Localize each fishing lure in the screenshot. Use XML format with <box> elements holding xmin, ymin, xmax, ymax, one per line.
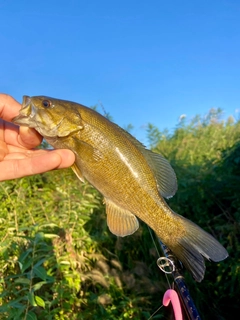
<box><xmin>163</xmin><ymin>289</ymin><xmax>182</xmax><ymax>320</ymax></box>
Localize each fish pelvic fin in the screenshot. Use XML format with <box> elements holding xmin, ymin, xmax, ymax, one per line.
<box><xmin>164</xmin><ymin>215</ymin><xmax>228</xmax><ymax>282</ymax></box>
<box><xmin>104</xmin><ymin>198</ymin><xmax>139</xmax><ymax>237</ymax></box>
<box><xmin>71</xmin><ymin>163</ymin><xmax>85</xmax><ymax>182</ymax></box>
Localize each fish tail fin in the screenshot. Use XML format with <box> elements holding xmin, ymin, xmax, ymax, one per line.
<box><xmin>164</xmin><ymin>215</ymin><xmax>228</xmax><ymax>282</ymax></box>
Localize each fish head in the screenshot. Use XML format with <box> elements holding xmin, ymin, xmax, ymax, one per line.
<box><xmin>13</xmin><ymin>96</ymin><xmax>83</xmax><ymax>138</ymax></box>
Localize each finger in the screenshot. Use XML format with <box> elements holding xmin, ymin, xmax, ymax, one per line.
<box><xmin>51</xmin><ymin>149</ymin><xmax>76</xmax><ymax>168</ymax></box>
<box><xmin>0</xmin><ymin>118</ymin><xmax>42</xmax><ymax>149</ymax></box>
<box><xmin>0</xmin><ymin>118</ymin><xmax>21</xmax><ymax>146</ymax></box>
<box><xmin>0</xmin><ymin>94</ymin><xmax>21</xmax><ymax>121</ymax></box>
<box><xmin>18</xmin><ymin>126</ymin><xmax>43</xmax><ymax>148</ymax></box>
<box><xmin>5</xmin><ymin>146</ymin><xmax>51</xmax><ymax>159</ymax></box>
<box><xmin>0</xmin><ymin>140</ymin><xmax>8</xmax><ymax>161</ymax></box>
<box><xmin>0</xmin><ymin>149</ymin><xmax>75</xmax><ymax>181</ymax></box>
<box><xmin>5</xmin><ymin>146</ymin><xmax>76</xmax><ymax>165</ymax></box>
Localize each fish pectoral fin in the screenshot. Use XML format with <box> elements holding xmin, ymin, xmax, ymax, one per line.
<box><xmin>71</xmin><ymin>163</ymin><xmax>85</xmax><ymax>182</ymax></box>
<box><xmin>105</xmin><ymin>198</ymin><xmax>139</xmax><ymax>237</ymax></box>
<box><xmin>72</xmin><ymin>137</ymin><xmax>103</xmax><ymax>162</ymax></box>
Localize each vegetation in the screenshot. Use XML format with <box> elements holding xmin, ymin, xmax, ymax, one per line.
<box><xmin>0</xmin><ymin>108</ymin><xmax>239</xmax><ymax>319</ymax></box>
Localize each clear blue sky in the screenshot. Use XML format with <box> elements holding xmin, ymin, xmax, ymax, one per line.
<box><xmin>1</xmin><ymin>0</ymin><xmax>240</xmax><ymax>144</ymax></box>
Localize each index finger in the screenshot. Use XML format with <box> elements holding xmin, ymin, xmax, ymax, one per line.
<box><xmin>0</xmin><ymin>94</ymin><xmax>21</xmax><ymax>121</ymax></box>
<box><xmin>0</xmin><ymin>94</ymin><xmax>43</xmax><ymax>149</ymax></box>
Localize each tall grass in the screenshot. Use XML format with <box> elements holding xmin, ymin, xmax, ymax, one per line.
<box><xmin>149</xmin><ymin>109</ymin><xmax>240</xmax><ymax>318</ymax></box>
<box><xmin>0</xmin><ymin>171</ymin><xmax>164</xmax><ymax>319</ymax></box>
<box><xmin>0</xmin><ymin>108</ymin><xmax>239</xmax><ymax>319</ymax></box>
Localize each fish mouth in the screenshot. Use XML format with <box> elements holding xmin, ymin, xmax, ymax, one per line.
<box><xmin>12</xmin><ymin>114</ymin><xmax>30</xmax><ymax>126</ymax></box>
<box><xmin>12</xmin><ymin>96</ymin><xmax>33</xmax><ymax>126</ymax></box>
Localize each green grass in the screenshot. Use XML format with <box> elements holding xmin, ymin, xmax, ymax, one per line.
<box><xmin>0</xmin><ymin>171</ymin><xmax>164</xmax><ymax>319</ymax></box>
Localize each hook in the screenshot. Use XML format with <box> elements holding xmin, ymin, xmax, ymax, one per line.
<box><xmin>163</xmin><ymin>289</ymin><xmax>182</xmax><ymax>320</ymax></box>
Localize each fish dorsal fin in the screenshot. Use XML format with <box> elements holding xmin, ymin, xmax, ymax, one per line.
<box><xmin>71</xmin><ymin>163</ymin><xmax>85</xmax><ymax>183</ymax></box>
<box><xmin>116</xmin><ymin>128</ymin><xmax>177</xmax><ymax>198</ymax></box>
<box><xmin>143</xmin><ymin>150</ymin><xmax>178</xmax><ymax>198</ymax></box>
<box><xmin>105</xmin><ymin>198</ymin><xmax>139</xmax><ymax>237</ymax></box>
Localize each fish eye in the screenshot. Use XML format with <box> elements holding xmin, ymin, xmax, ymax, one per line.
<box><xmin>42</xmin><ymin>100</ymin><xmax>52</xmax><ymax>108</ymax></box>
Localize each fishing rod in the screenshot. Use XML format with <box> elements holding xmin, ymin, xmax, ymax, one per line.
<box><xmin>157</xmin><ymin>239</ymin><xmax>202</xmax><ymax>320</ymax></box>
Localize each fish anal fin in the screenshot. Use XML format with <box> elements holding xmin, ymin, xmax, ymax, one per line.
<box><xmin>105</xmin><ymin>198</ymin><xmax>139</xmax><ymax>237</ymax></box>
<box><xmin>71</xmin><ymin>163</ymin><xmax>85</xmax><ymax>182</ymax></box>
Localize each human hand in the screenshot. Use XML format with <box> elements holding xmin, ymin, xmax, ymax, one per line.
<box><xmin>0</xmin><ymin>94</ymin><xmax>75</xmax><ymax>181</ymax></box>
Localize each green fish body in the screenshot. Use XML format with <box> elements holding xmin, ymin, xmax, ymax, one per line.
<box><xmin>13</xmin><ymin>96</ymin><xmax>228</xmax><ymax>281</ymax></box>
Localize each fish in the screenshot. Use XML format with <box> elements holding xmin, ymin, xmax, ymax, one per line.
<box><xmin>13</xmin><ymin>95</ymin><xmax>228</xmax><ymax>282</ymax></box>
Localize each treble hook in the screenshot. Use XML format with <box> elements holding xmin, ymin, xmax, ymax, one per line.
<box><xmin>163</xmin><ymin>289</ymin><xmax>183</xmax><ymax>320</ymax></box>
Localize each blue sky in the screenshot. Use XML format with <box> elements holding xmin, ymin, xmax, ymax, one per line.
<box><xmin>1</xmin><ymin>0</ymin><xmax>240</xmax><ymax>144</ymax></box>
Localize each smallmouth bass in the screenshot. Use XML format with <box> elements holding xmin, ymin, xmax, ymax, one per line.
<box><xmin>13</xmin><ymin>96</ymin><xmax>228</xmax><ymax>282</ymax></box>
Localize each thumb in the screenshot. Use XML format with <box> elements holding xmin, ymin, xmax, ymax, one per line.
<box><xmin>18</xmin><ymin>126</ymin><xmax>43</xmax><ymax>148</ymax></box>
